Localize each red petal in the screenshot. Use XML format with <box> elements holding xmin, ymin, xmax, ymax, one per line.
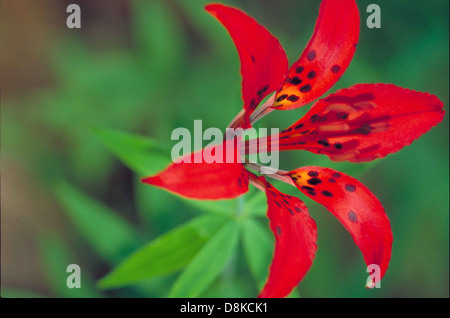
<box><xmin>206</xmin><ymin>4</ymin><xmax>288</xmax><ymax>127</ymax></box>
<box><xmin>287</xmin><ymin>166</ymin><xmax>392</xmax><ymax>286</ymax></box>
<box><xmin>142</xmin><ymin>140</ymin><xmax>248</xmax><ymax>199</ymax></box>
<box><xmin>273</xmin><ymin>84</ymin><xmax>445</xmax><ymax>162</ymax></box>
<box><xmin>273</xmin><ymin>0</ymin><xmax>359</xmax><ymax>110</ymax></box>
<box><xmin>251</xmin><ymin>175</ymin><xmax>317</xmax><ymax>298</ymax></box>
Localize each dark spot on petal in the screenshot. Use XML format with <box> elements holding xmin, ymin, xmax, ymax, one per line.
<box><xmin>308</xmin><ymin>178</ymin><xmax>322</xmax><ymax>185</ymax></box>
<box><xmin>302</xmin><ymin>185</ymin><xmax>315</xmax><ymax>191</ymax></box>
<box><xmin>307</xmin><ymin>50</ymin><xmax>316</xmax><ymax>61</ymax></box>
<box><xmin>276</xmin><ymin>94</ymin><xmax>288</xmax><ymax>102</ymax></box>
<box><xmin>276</xmin><ymin>226</ymin><xmax>282</xmax><ymax>235</ymax></box>
<box><xmin>331</xmin><ymin>65</ymin><xmax>341</xmax><ymax>73</ymax></box>
<box><xmin>300</xmin><ymin>84</ymin><xmax>312</xmax><ymax>92</ymax></box>
<box><xmin>335</xmin><ymin>143</ymin><xmax>343</xmax><ymax>149</ymax></box>
<box><xmin>307</xmin><ymin>190</ymin><xmax>317</xmax><ymax>196</ymax></box>
<box><xmin>345</xmin><ymin>184</ymin><xmax>356</xmax><ymax>192</ymax></box>
<box><xmin>318</xmin><ymin>139</ymin><xmax>330</xmax><ymax>147</ymax></box>
<box><xmin>308</xmin><ymin>171</ymin><xmax>319</xmax><ymax>177</ymax></box>
<box><xmin>296</xmin><ymin>66</ymin><xmax>304</xmax><ymax>74</ymax></box>
<box><xmin>257</xmin><ymin>84</ymin><xmax>269</xmax><ymax>95</ymax></box>
<box><xmin>237</xmin><ymin>178</ymin><xmax>242</xmax><ymax>187</ymax></box>
<box><xmin>307</xmin><ymin>71</ymin><xmax>316</xmax><ymax>79</ymax></box>
<box><xmin>290</xmin><ymin>77</ymin><xmax>302</xmax><ymax>85</ymax></box>
<box><xmin>321</xmin><ymin>190</ymin><xmax>333</xmax><ymax>197</ymax></box>
<box><xmin>287</xmin><ymin>95</ymin><xmax>299</xmax><ymax>102</ymax></box>
<box><xmin>324</xmin><ymin>93</ymin><xmax>375</xmax><ymax>105</ymax></box>
<box><xmin>323</xmin><ymin>95</ymin><xmax>352</xmax><ymax>104</ymax></box>
<box><xmin>300</xmin><ymin>130</ymin><xmax>309</xmax><ymax>135</ymax></box>
<box><xmin>328</xmin><ymin>178</ymin><xmax>336</xmax><ymax>183</ymax></box>
<box><xmin>352</xmin><ymin>93</ymin><xmax>376</xmax><ymax>103</ymax></box>
<box><xmin>336</xmin><ymin>112</ymin><xmax>348</xmax><ymax>120</ymax></box>
<box><xmin>295</xmin><ymin>206</ymin><xmax>303</xmax><ymax>213</ymax></box>
<box><xmin>295</xmin><ymin>123</ymin><xmax>304</xmax><ymax>129</ymax></box>
<box><xmin>275</xmin><ymin>200</ymin><xmax>282</xmax><ymax>207</ymax></box>
<box><xmin>311</xmin><ymin>115</ymin><xmax>323</xmax><ymax>123</ymax></box>
<box><xmin>332</xmin><ymin>172</ymin><xmax>341</xmax><ymax>178</ymax></box>
<box><xmin>348</xmin><ymin>210</ymin><xmax>358</xmax><ymax>223</ymax></box>
<box><xmin>287</xmin><ymin>207</ymin><xmax>294</xmax><ymax>215</ymax></box>
<box><xmin>356</xmin><ymin>123</ymin><xmax>372</xmax><ymax>135</ymax></box>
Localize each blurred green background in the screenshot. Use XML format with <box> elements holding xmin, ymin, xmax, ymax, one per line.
<box><xmin>1</xmin><ymin>0</ymin><xmax>448</xmax><ymax>298</ymax></box>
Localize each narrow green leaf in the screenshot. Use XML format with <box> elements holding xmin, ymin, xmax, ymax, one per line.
<box><xmin>54</xmin><ymin>181</ymin><xmax>142</xmax><ymax>264</ymax></box>
<box><xmin>242</xmin><ymin>219</ymin><xmax>273</xmax><ymax>289</ymax></box>
<box><xmin>94</xmin><ymin>128</ymin><xmax>171</xmax><ymax>176</ymax></box>
<box><xmin>38</xmin><ymin>234</ymin><xmax>102</xmax><ymax>298</ymax></box>
<box><xmin>182</xmin><ymin>197</ymin><xmax>237</xmax><ymax>217</ymax></box>
<box><xmin>169</xmin><ymin>221</ymin><xmax>240</xmax><ymax>298</ymax></box>
<box><xmin>243</xmin><ymin>189</ymin><xmax>268</xmax><ymax>218</ymax></box>
<box><xmin>98</xmin><ymin>215</ymin><xmax>226</xmax><ymax>289</ymax></box>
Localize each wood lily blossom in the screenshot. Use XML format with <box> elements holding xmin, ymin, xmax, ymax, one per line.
<box><xmin>142</xmin><ymin>1</ymin><xmax>444</xmax><ymax>298</ymax></box>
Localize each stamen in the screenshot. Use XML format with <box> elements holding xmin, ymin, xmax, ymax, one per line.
<box><xmin>227</xmin><ymin>109</ymin><xmax>247</xmax><ymax>129</ymax></box>
<box><xmin>244</xmin><ymin>161</ymin><xmax>295</xmax><ymax>186</ymax></box>
<box><xmin>265</xmin><ymin>171</ymin><xmax>295</xmax><ymax>186</ymax></box>
<box><xmin>249</xmin><ymin>92</ymin><xmax>276</xmax><ymax>124</ymax></box>
<box><xmin>250</xmin><ymin>107</ymin><xmax>275</xmax><ymax>124</ymax></box>
<box><xmin>249</xmin><ymin>178</ymin><xmax>265</xmax><ymax>192</ymax></box>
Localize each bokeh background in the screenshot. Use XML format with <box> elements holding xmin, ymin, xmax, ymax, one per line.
<box><xmin>1</xmin><ymin>0</ymin><xmax>448</xmax><ymax>298</ymax></box>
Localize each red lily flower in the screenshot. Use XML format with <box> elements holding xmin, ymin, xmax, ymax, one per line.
<box><xmin>142</xmin><ymin>0</ymin><xmax>444</xmax><ymax>298</ymax></box>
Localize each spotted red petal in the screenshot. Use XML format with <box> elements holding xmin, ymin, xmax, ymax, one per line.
<box><xmin>287</xmin><ymin>166</ymin><xmax>392</xmax><ymax>286</ymax></box>
<box><xmin>142</xmin><ymin>140</ymin><xmax>248</xmax><ymax>199</ymax></box>
<box><xmin>206</xmin><ymin>4</ymin><xmax>288</xmax><ymax>127</ymax></box>
<box><xmin>271</xmin><ymin>83</ymin><xmax>445</xmax><ymax>162</ymax></box>
<box><xmin>273</xmin><ymin>0</ymin><xmax>359</xmax><ymax>110</ymax></box>
<box><xmin>250</xmin><ymin>174</ymin><xmax>317</xmax><ymax>298</ymax></box>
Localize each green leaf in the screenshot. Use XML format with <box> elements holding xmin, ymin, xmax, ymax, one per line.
<box><xmin>97</xmin><ymin>215</ymin><xmax>226</xmax><ymax>289</ymax></box>
<box><xmin>94</xmin><ymin>128</ymin><xmax>171</xmax><ymax>176</ymax></box>
<box><xmin>168</xmin><ymin>221</ymin><xmax>240</xmax><ymax>297</ymax></box>
<box><xmin>243</xmin><ymin>189</ymin><xmax>268</xmax><ymax>218</ymax></box>
<box><xmin>38</xmin><ymin>234</ymin><xmax>102</xmax><ymax>298</ymax></box>
<box><xmin>181</xmin><ymin>197</ymin><xmax>238</xmax><ymax>217</ymax></box>
<box><xmin>242</xmin><ymin>219</ymin><xmax>273</xmax><ymax>289</ymax></box>
<box><xmin>54</xmin><ymin>181</ymin><xmax>142</xmax><ymax>264</ymax></box>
